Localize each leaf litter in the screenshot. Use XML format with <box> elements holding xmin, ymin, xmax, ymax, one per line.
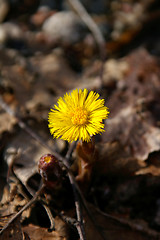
<box><xmin>1</xmin><ymin>0</ymin><xmax>160</xmax><ymax>240</ymax></box>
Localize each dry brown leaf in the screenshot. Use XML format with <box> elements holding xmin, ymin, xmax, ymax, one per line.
<box><xmin>0</xmin><ymin>184</ymin><xmax>30</xmax><ymax>221</ymax></box>
<box><xmin>84</xmin><ymin>203</ymin><xmax>160</xmax><ymax>240</ymax></box>
<box><xmin>136</xmin><ymin>151</ymin><xmax>160</xmax><ymax>176</ymax></box>
<box><xmin>0</xmin><ymin>112</ymin><xmax>16</xmax><ymax>134</ymax></box>
<box><xmin>101</xmin><ymin>48</ymin><xmax>160</xmax><ymax>176</ymax></box>
<box><xmin>136</xmin><ymin>165</ymin><xmax>160</xmax><ymax>176</ymax></box>
<box><xmin>23</xmin><ymin>217</ymin><xmax>69</xmax><ymax>240</ymax></box>
<box><xmin>104</xmin><ymin>107</ymin><xmax>160</xmax><ymax>162</ymax></box>
<box><xmin>96</xmin><ymin>141</ymin><xmax>145</xmax><ymax>177</ymax></box>
<box><xmin>0</xmin><ymin>48</ymin><xmax>77</xmax><ymax>120</ymax></box>
<box><xmin>3</xmin><ymin>120</ymin><xmax>54</xmax><ymax>187</ymax></box>
<box><xmin>0</xmin><ymin>215</ymin><xmax>23</xmax><ymax>240</ymax></box>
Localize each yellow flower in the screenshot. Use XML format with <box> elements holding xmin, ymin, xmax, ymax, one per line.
<box><xmin>48</xmin><ymin>89</ymin><xmax>109</xmax><ymax>142</ymax></box>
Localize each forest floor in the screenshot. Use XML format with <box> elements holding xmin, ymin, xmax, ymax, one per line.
<box><xmin>1</xmin><ymin>0</ymin><xmax>160</xmax><ymax>239</ymax></box>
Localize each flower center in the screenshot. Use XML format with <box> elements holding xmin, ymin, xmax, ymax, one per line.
<box><xmin>71</xmin><ymin>108</ymin><xmax>88</xmax><ymax>125</ymax></box>
<box><xmin>44</xmin><ymin>156</ymin><xmax>52</xmax><ymax>163</ymax></box>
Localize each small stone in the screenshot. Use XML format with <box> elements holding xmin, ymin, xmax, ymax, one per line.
<box><xmin>42</xmin><ymin>11</ymin><xmax>88</xmax><ymax>45</ymax></box>
<box><xmin>0</xmin><ymin>22</ymin><xmax>23</xmax><ymax>45</ymax></box>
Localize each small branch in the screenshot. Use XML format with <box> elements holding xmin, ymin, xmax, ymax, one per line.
<box><xmin>0</xmin><ymin>185</ymin><xmax>45</xmax><ymax>235</ymax></box>
<box><xmin>68</xmin><ymin>174</ymin><xmax>86</xmax><ymax>240</ymax></box>
<box><xmin>65</xmin><ymin>141</ymin><xmax>77</xmax><ymax>165</ymax></box>
<box><xmin>41</xmin><ymin>200</ymin><xmax>80</xmax><ymax>231</ymax></box>
<box><xmin>67</xmin><ymin>0</ymin><xmax>106</xmax><ymax>90</ymax></box>
<box><xmin>65</xmin><ymin>143</ymin><xmax>86</xmax><ymax>240</ymax></box>
<box><xmin>68</xmin><ymin>172</ymin><xmax>107</xmax><ymax>240</ymax></box>
<box><xmin>67</xmin><ymin>0</ymin><xmax>106</xmax><ymax>61</ymax></box>
<box><xmin>59</xmin><ymin>212</ymin><xmax>79</xmax><ymax>228</ymax></box>
<box><xmin>43</xmin><ymin>204</ymin><xmax>55</xmax><ymax>231</ymax></box>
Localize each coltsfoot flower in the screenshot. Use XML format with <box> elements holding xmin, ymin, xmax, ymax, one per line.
<box><xmin>48</xmin><ymin>88</ymin><xmax>109</xmax><ymax>142</ymax></box>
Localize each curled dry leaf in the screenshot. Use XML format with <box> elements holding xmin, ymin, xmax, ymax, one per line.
<box><xmin>3</xmin><ymin>120</ymin><xmax>54</xmax><ymax>188</ymax></box>
<box><xmin>101</xmin><ymin>48</ymin><xmax>160</xmax><ymax>176</ymax></box>
<box><xmin>136</xmin><ymin>151</ymin><xmax>160</xmax><ymax>176</ymax></box>
<box><xmin>23</xmin><ymin>217</ymin><xmax>69</xmax><ymax>240</ymax></box>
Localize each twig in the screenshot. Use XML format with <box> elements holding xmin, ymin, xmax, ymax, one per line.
<box><xmin>68</xmin><ymin>174</ymin><xmax>86</xmax><ymax>240</ymax></box>
<box><xmin>0</xmin><ymin>185</ymin><xmax>45</xmax><ymax>235</ymax></box>
<box><xmin>42</xmin><ymin>204</ymin><xmax>55</xmax><ymax>231</ymax></box>
<box><xmin>65</xmin><ymin>141</ymin><xmax>77</xmax><ymax>164</ymax></box>
<box><xmin>67</xmin><ymin>0</ymin><xmax>106</xmax><ymax>61</ymax></box>
<box><xmin>70</xmin><ymin>176</ymin><xmax>107</xmax><ymax>240</ymax></box>
<box><xmin>67</xmin><ymin>0</ymin><xmax>106</xmax><ymax>92</ymax></box>
<box><xmin>65</xmin><ymin>142</ymin><xmax>86</xmax><ymax>240</ymax></box>
<box><xmin>41</xmin><ymin>200</ymin><xmax>80</xmax><ymax>231</ymax></box>
<box><xmin>59</xmin><ymin>212</ymin><xmax>79</xmax><ymax>228</ymax></box>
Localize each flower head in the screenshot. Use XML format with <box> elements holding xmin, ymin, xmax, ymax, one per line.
<box><xmin>48</xmin><ymin>89</ymin><xmax>109</xmax><ymax>142</ymax></box>
<box><xmin>38</xmin><ymin>154</ymin><xmax>63</xmax><ymax>189</ymax></box>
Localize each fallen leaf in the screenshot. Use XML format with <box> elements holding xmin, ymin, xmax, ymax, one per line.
<box><xmin>23</xmin><ymin>218</ymin><xmax>68</xmax><ymax>240</ymax></box>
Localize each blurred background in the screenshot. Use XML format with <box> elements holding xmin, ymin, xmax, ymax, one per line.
<box><xmin>1</xmin><ymin>1</ymin><xmax>160</xmax><ymax>239</ymax></box>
